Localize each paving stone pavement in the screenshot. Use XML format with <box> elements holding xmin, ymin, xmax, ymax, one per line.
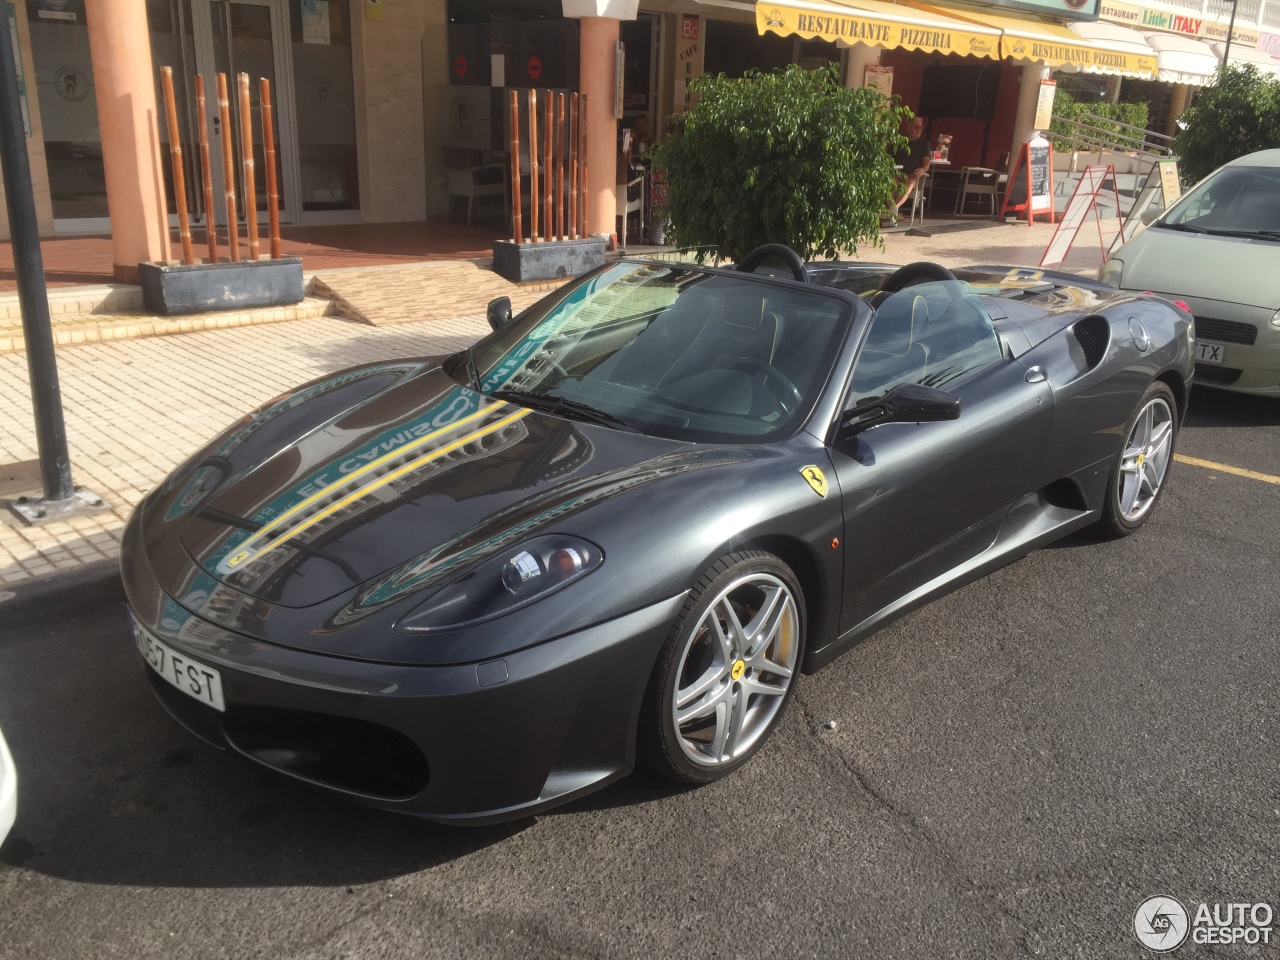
<box><xmin>0</xmin><ymin>220</ymin><xmax>1116</xmax><ymax>587</ymax></box>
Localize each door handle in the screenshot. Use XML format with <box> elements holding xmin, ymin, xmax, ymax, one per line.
<box><xmin>1024</xmin><ymin>365</ymin><xmax>1046</xmax><ymax>383</ymax></box>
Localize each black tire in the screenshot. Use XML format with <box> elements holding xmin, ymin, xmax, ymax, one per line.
<box><xmin>639</xmin><ymin>550</ymin><xmax>806</xmax><ymax>784</ymax></box>
<box><xmin>1099</xmin><ymin>380</ymin><xmax>1179</xmax><ymax>538</ymax></box>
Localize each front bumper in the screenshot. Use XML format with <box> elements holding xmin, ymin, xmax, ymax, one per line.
<box><xmin>121</xmin><ymin>514</ymin><xmax>683</xmax><ymax>824</ymax></box>
<box><xmin>1160</xmin><ymin>293</ymin><xmax>1280</xmax><ymax>397</ymax></box>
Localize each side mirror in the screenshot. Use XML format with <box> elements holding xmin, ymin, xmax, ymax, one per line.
<box><xmin>839</xmin><ymin>383</ymin><xmax>961</xmax><ymax>438</ymax></box>
<box><xmin>1139</xmin><ymin>206</ymin><xmax>1161</xmax><ymax>225</ymax></box>
<box><xmin>487</xmin><ymin>296</ymin><xmax>513</xmax><ymax>332</ymax></box>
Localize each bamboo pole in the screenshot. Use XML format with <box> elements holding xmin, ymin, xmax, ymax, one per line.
<box><xmin>568</xmin><ymin>93</ymin><xmax>578</xmax><ymax>240</ymax></box>
<box><xmin>578</xmin><ymin>93</ymin><xmax>588</xmax><ymax>238</ymax></box>
<box><xmin>159</xmin><ymin>67</ymin><xmax>194</xmax><ymax>265</ymax></box>
<box><xmin>543</xmin><ymin>91</ymin><xmax>553</xmax><ymax>243</ymax></box>
<box><xmin>237</xmin><ymin>73</ymin><xmax>259</xmax><ymax>259</ymax></box>
<box><xmin>555</xmin><ymin>93</ymin><xmax>565</xmax><ymax>241</ymax></box>
<box><xmin>216</xmin><ymin>72</ymin><xmax>239</xmax><ymax>261</ymax></box>
<box><xmin>259</xmin><ymin>77</ymin><xmax>281</xmax><ymax>259</ymax></box>
<box><xmin>195</xmin><ymin>74</ymin><xmax>217</xmax><ymax>263</ymax></box>
<box><xmin>509</xmin><ymin>89</ymin><xmax>522</xmax><ymax>243</ymax></box>
<box><xmin>528</xmin><ymin>90</ymin><xmax>539</xmax><ymax>242</ymax></box>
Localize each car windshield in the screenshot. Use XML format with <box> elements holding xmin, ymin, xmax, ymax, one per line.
<box><xmin>1158</xmin><ymin>165</ymin><xmax>1280</xmax><ymax>237</ymax></box>
<box><xmin>462</xmin><ymin>262</ymin><xmax>852</xmax><ymax>443</ymax></box>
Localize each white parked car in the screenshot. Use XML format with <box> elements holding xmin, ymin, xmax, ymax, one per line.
<box><xmin>1100</xmin><ymin>149</ymin><xmax>1280</xmax><ymax>396</ymax></box>
<box><xmin>0</xmin><ymin>725</ymin><xmax>15</xmax><ymax>846</ymax></box>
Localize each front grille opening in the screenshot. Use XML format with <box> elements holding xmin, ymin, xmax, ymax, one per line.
<box><xmin>224</xmin><ymin>704</ymin><xmax>429</xmax><ymax>799</ymax></box>
<box><xmin>1195</xmin><ymin>364</ymin><xmax>1242</xmax><ymax>385</ymax></box>
<box><xmin>1072</xmin><ymin>315</ymin><xmax>1110</xmax><ymax>369</ymax></box>
<box><xmin>1194</xmin><ymin>316</ymin><xmax>1257</xmax><ymax>346</ymax></box>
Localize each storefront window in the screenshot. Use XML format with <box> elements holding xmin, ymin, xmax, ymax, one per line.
<box><xmin>26</xmin><ymin>0</ymin><xmax>105</xmax><ymax>220</ymax></box>
<box><xmin>289</xmin><ymin>0</ymin><xmax>358</xmax><ymax>211</ymax></box>
<box><xmin>148</xmin><ymin>0</ymin><xmax>200</xmax><ymax>220</ymax></box>
<box><xmin>703</xmin><ymin>21</ymin><xmax>835</xmax><ymax>79</ymax></box>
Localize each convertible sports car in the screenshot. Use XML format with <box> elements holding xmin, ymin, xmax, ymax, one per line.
<box><xmin>121</xmin><ymin>245</ymin><xmax>1194</xmax><ymax>823</ymax></box>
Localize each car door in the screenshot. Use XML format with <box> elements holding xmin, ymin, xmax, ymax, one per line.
<box><xmin>827</xmin><ymin>284</ymin><xmax>1053</xmax><ymax>634</ymax></box>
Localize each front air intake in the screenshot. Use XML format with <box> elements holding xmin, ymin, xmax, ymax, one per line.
<box><xmin>1072</xmin><ymin>315</ymin><xmax>1110</xmax><ymax>369</ymax></box>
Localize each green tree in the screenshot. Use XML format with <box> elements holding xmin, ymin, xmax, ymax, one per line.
<box><xmin>653</xmin><ymin>64</ymin><xmax>909</xmax><ymax>262</ymax></box>
<box><xmin>1174</xmin><ymin>64</ymin><xmax>1280</xmax><ymax>184</ymax></box>
<box><xmin>1048</xmin><ymin>91</ymin><xmax>1149</xmax><ymax>153</ymax></box>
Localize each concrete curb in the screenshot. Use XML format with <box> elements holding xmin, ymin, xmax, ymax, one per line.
<box><xmin>0</xmin><ymin>559</ymin><xmax>124</xmax><ymax>629</ymax></box>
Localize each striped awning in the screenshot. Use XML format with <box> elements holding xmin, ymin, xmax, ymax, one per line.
<box><xmin>914</xmin><ymin>4</ymin><xmax>1157</xmax><ymax>77</ymax></box>
<box><xmin>756</xmin><ymin>0</ymin><xmax>1001</xmax><ymax>59</ymax></box>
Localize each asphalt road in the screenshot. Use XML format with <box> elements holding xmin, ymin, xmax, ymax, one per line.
<box><xmin>0</xmin><ymin>386</ymin><xmax>1277</xmax><ymax>960</ymax></box>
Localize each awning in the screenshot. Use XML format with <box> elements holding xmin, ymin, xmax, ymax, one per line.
<box><xmin>1208</xmin><ymin>41</ymin><xmax>1280</xmax><ymax>79</ymax></box>
<box><xmin>1065</xmin><ymin>20</ymin><xmax>1160</xmax><ymax>76</ymax></box>
<box><xmin>1143</xmin><ymin>32</ymin><xmax>1221</xmax><ymax>85</ymax></box>
<box><xmin>915</xmin><ymin>5</ymin><xmax>1156</xmax><ymax>77</ymax></box>
<box><xmin>756</xmin><ymin>0</ymin><xmax>1001</xmax><ymax>60</ymax></box>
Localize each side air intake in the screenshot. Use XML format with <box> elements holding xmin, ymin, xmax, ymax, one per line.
<box><xmin>1072</xmin><ymin>315</ymin><xmax>1110</xmax><ymax>369</ymax></box>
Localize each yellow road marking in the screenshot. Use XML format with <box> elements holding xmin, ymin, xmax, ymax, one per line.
<box><xmin>226</xmin><ymin>401</ymin><xmax>500</xmax><ymax>563</ymax></box>
<box><xmin>1175</xmin><ymin>454</ymin><xmax>1280</xmax><ymax>486</ymax></box>
<box><xmin>232</xmin><ymin>407</ymin><xmax>532</xmax><ymax>569</ymax></box>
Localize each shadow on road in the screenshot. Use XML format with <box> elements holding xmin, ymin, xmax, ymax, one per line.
<box><xmin>1184</xmin><ymin>385</ymin><xmax>1280</xmax><ymax>428</ymax></box>
<box><xmin>0</xmin><ymin>588</ymin><xmax>523</xmax><ymax>889</ymax></box>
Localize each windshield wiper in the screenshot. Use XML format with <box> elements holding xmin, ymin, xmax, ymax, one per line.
<box><xmin>1153</xmin><ymin>222</ymin><xmax>1207</xmax><ymax>233</ymax></box>
<box><xmin>490</xmin><ymin>389</ymin><xmax>640</xmax><ymax>432</ymax></box>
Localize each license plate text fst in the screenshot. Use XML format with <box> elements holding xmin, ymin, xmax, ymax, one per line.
<box><xmin>132</xmin><ymin>618</ymin><xmax>226</xmax><ymax>712</ymax></box>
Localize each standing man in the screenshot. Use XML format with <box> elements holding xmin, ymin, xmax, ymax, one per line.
<box><xmin>894</xmin><ymin>116</ymin><xmax>932</xmax><ymax>214</ymax></box>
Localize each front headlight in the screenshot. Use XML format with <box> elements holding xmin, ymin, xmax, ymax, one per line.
<box><xmin>395</xmin><ymin>534</ymin><xmax>603</xmax><ymax>633</ymax></box>
<box><xmin>1272</xmin><ymin>307</ymin><xmax>1280</xmax><ymax>328</ymax></box>
<box><xmin>1098</xmin><ymin>259</ymin><xmax>1124</xmax><ymax>288</ymax></box>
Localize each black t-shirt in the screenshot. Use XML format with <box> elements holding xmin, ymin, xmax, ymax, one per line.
<box><xmin>896</xmin><ymin>137</ymin><xmax>931</xmax><ymax>175</ymax></box>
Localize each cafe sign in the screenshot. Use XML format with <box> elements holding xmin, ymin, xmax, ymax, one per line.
<box><xmin>757</xmin><ymin>2</ymin><xmax>1000</xmax><ymax>58</ymax></box>
<box><xmin>1103</xmin><ymin>0</ymin><xmax>1258</xmax><ymax>46</ymax></box>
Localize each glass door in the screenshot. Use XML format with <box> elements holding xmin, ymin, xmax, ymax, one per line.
<box><xmin>189</xmin><ymin>0</ymin><xmax>300</xmax><ymax>226</ymax></box>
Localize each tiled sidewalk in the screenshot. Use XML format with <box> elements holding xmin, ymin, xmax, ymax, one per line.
<box><xmin>0</xmin><ymin>220</ymin><xmax>1109</xmax><ymax>587</ymax></box>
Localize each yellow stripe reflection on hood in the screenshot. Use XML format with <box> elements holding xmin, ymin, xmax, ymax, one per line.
<box><xmin>223</xmin><ymin>405</ymin><xmax>531</xmax><ymax>572</ymax></box>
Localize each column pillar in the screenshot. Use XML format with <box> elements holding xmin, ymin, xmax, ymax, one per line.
<box><xmin>564</xmin><ymin>1</ymin><xmax>638</xmax><ymax>238</ymax></box>
<box><xmin>579</xmin><ymin>16</ymin><xmax>621</xmax><ymax>238</ymax></box>
<box><xmin>842</xmin><ymin>43</ymin><xmax>881</xmax><ymax>88</ymax></box>
<box><xmin>1166</xmin><ymin>82</ymin><xmax>1190</xmax><ymax>137</ymax></box>
<box><xmin>85</xmin><ymin>0</ymin><xmax>170</xmax><ymax>282</ymax></box>
<box><xmin>1009</xmin><ymin>63</ymin><xmax>1050</xmax><ymax>172</ymax></box>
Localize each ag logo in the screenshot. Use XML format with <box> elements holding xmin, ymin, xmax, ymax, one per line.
<box><xmin>799</xmin><ymin>465</ymin><xmax>828</xmax><ymax>498</ymax></box>
<box><xmin>54</xmin><ymin>65</ymin><xmax>90</xmax><ymax>102</ymax></box>
<box><xmin>765</xmin><ymin>9</ymin><xmax>785</xmax><ymax>27</ymax></box>
<box><xmin>1134</xmin><ymin>896</ymin><xmax>1190</xmax><ymax>952</ymax></box>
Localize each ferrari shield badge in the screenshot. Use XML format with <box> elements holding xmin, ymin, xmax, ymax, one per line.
<box><xmin>799</xmin><ymin>465</ymin><xmax>828</xmax><ymax>498</ymax></box>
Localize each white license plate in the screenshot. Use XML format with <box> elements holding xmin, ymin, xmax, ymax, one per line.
<box><xmin>131</xmin><ymin>616</ymin><xmax>225</xmax><ymax>712</ymax></box>
<box><xmin>1195</xmin><ymin>341</ymin><xmax>1226</xmax><ymax>364</ymax></box>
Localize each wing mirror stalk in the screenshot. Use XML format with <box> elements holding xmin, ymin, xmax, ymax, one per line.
<box><xmin>487</xmin><ymin>296</ymin><xmax>513</xmax><ymax>332</ymax></box>
<box><xmin>839</xmin><ymin>383</ymin><xmax>962</xmax><ymax>439</ymax></box>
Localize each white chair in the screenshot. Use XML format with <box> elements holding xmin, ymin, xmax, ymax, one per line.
<box><xmin>954</xmin><ymin>166</ymin><xmax>1001</xmax><ymax>215</ymax></box>
<box><xmin>908</xmin><ymin>168</ymin><xmax>931</xmax><ymax>225</ymax></box>
<box><xmin>442</xmin><ymin>146</ymin><xmax>507</xmax><ymax>226</ymax></box>
<box><xmin>617</xmin><ymin>173</ymin><xmax>644</xmax><ymax>247</ymax></box>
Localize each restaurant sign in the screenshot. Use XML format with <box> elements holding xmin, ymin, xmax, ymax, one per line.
<box><xmin>757</xmin><ymin>3</ymin><xmax>999</xmax><ymax>58</ymax></box>
<box><xmin>1103</xmin><ymin>0</ymin><xmax>1258</xmax><ymax>46</ymax></box>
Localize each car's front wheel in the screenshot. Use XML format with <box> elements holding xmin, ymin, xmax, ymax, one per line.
<box><xmin>1099</xmin><ymin>381</ymin><xmax>1178</xmax><ymax>537</ymax></box>
<box><xmin>639</xmin><ymin>551</ymin><xmax>805</xmax><ymax>784</ymax></box>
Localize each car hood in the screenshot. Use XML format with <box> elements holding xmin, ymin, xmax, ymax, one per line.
<box><xmin>172</xmin><ymin>368</ymin><xmax>685</xmax><ymax>607</ymax></box>
<box><xmin>1119</xmin><ymin>227</ymin><xmax>1280</xmax><ymax>308</ymax></box>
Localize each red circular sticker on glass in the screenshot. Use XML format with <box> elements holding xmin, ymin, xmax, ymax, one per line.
<box><xmin>454</xmin><ymin>55</ymin><xmax>467</xmax><ymax>78</ymax></box>
<box><xmin>528</xmin><ymin>56</ymin><xmax>542</xmax><ymax>81</ymax></box>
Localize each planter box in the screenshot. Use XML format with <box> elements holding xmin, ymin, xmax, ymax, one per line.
<box><xmin>492</xmin><ymin>237</ymin><xmax>606</xmax><ymax>283</ymax></box>
<box><xmin>139</xmin><ymin>258</ymin><xmax>305</xmax><ymax>316</ymax></box>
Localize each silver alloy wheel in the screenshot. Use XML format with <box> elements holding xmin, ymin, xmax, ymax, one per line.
<box><xmin>670</xmin><ymin>572</ymin><xmax>800</xmax><ymax>768</ymax></box>
<box><xmin>1118</xmin><ymin>396</ymin><xmax>1174</xmax><ymax>522</ymax></box>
